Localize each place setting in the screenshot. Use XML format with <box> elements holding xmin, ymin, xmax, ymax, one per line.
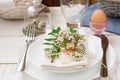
<box><xmin>14</xmin><ymin>0</ymin><xmax>117</xmax><ymax>80</ymax></box>
<box><xmin>1</xmin><ymin>1</ymin><xmax>120</xmax><ymax>80</ymax></box>
<box><xmin>23</xmin><ymin>27</ymin><xmax>115</xmax><ymax>80</ymax></box>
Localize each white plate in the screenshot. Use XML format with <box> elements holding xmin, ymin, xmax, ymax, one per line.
<box><xmin>26</xmin><ymin>34</ymin><xmax>116</xmax><ymax>80</ymax></box>
<box><xmin>27</xmin><ymin>34</ymin><xmax>103</xmax><ymax>72</ymax></box>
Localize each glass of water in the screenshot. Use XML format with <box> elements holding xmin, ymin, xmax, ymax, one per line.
<box><xmin>60</xmin><ymin>0</ymin><xmax>88</xmax><ymax>29</ymax></box>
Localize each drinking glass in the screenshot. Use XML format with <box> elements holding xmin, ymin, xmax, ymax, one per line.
<box><xmin>89</xmin><ymin>20</ymin><xmax>108</xmax><ymax>37</ymax></box>
<box><xmin>60</xmin><ymin>0</ymin><xmax>88</xmax><ymax>29</ymax></box>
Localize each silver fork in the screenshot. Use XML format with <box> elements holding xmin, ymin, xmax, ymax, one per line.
<box><xmin>16</xmin><ymin>25</ymin><xmax>35</xmax><ymax>72</ymax></box>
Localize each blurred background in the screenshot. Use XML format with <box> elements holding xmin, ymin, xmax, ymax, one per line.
<box><xmin>42</xmin><ymin>0</ymin><xmax>97</xmax><ymax>6</ymax></box>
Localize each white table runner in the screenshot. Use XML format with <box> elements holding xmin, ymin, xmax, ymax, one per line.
<box><xmin>0</xmin><ymin>17</ymin><xmax>26</xmax><ymax>63</ymax></box>
<box><xmin>0</xmin><ymin>0</ymin><xmax>26</xmax><ymax>63</ymax></box>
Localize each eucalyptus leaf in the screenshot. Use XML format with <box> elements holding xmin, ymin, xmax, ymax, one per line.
<box><xmin>52</xmin><ymin>27</ymin><xmax>61</xmax><ymax>33</ymax></box>
<box><xmin>53</xmin><ymin>44</ymin><xmax>61</xmax><ymax>52</ymax></box>
<box><xmin>70</xmin><ymin>27</ymin><xmax>77</xmax><ymax>34</ymax></box>
<box><xmin>45</xmin><ymin>38</ymin><xmax>56</xmax><ymax>41</ymax></box>
<box><xmin>43</xmin><ymin>43</ymin><xmax>54</xmax><ymax>45</ymax></box>
<box><xmin>43</xmin><ymin>27</ymin><xmax>62</xmax><ymax>63</ymax></box>
<box><xmin>62</xmin><ymin>39</ymin><xmax>69</xmax><ymax>47</ymax></box>
<box><xmin>45</xmin><ymin>48</ymin><xmax>53</xmax><ymax>51</ymax></box>
<box><xmin>48</xmin><ymin>33</ymin><xmax>57</xmax><ymax>36</ymax></box>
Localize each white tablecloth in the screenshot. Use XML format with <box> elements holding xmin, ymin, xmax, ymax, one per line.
<box><xmin>0</xmin><ymin>0</ymin><xmax>51</xmax><ymax>63</ymax></box>
<box><xmin>0</xmin><ymin>0</ymin><xmax>120</xmax><ymax>80</ymax></box>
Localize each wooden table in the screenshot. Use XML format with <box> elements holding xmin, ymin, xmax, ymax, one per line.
<box><xmin>0</xmin><ymin>6</ymin><xmax>120</xmax><ymax>80</ymax></box>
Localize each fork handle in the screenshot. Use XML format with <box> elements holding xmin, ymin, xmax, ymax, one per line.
<box><xmin>16</xmin><ymin>43</ymin><xmax>29</xmax><ymax>72</ymax></box>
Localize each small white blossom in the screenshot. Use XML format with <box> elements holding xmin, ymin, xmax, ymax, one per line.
<box><xmin>71</xmin><ymin>39</ymin><xmax>75</xmax><ymax>43</ymax></box>
<box><xmin>68</xmin><ymin>36</ymin><xmax>73</xmax><ymax>40</ymax></box>
<box><xmin>65</xmin><ymin>33</ymin><xmax>69</xmax><ymax>39</ymax></box>
<box><xmin>66</xmin><ymin>43</ymin><xmax>75</xmax><ymax>49</ymax></box>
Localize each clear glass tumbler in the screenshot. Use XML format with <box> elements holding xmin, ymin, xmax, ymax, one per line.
<box><xmin>60</xmin><ymin>0</ymin><xmax>88</xmax><ymax>29</ymax></box>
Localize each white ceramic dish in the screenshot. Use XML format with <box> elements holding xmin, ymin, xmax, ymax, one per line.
<box><xmin>26</xmin><ymin>34</ymin><xmax>116</xmax><ymax>80</ymax></box>
<box><xmin>27</xmin><ymin>34</ymin><xmax>103</xmax><ymax>72</ymax></box>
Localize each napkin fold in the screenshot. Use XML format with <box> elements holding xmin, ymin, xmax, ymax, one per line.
<box><xmin>82</xmin><ymin>3</ymin><xmax>120</xmax><ymax>35</ymax></box>
<box><xmin>40</xmin><ymin>53</ymin><xmax>88</xmax><ymax>72</ymax></box>
<box><xmin>40</xmin><ymin>35</ymin><xmax>102</xmax><ymax>72</ymax></box>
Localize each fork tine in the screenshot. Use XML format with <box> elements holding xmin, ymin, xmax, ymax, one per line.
<box><xmin>28</xmin><ymin>25</ymin><xmax>31</xmax><ymax>42</ymax></box>
<box><xmin>27</xmin><ymin>25</ymin><xmax>32</xmax><ymax>42</ymax></box>
<box><xmin>26</xmin><ymin>24</ymin><xmax>35</xmax><ymax>43</ymax></box>
<box><xmin>30</xmin><ymin>25</ymin><xmax>33</xmax><ymax>41</ymax></box>
<box><xmin>29</xmin><ymin>25</ymin><xmax>33</xmax><ymax>42</ymax></box>
<box><xmin>32</xmin><ymin>25</ymin><xmax>35</xmax><ymax>41</ymax></box>
<box><xmin>26</xmin><ymin>24</ymin><xmax>30</xmax><ymax>41</ymax></box>
<box><xmin>30</xmin><ymin>25</ymin><xmax>35</xmax><ymax>42</ymax></box>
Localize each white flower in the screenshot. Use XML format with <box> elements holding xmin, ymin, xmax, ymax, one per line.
<box><xmin>73</xmin><ymin>52</ymin><xmax>83</xmax><ymax>61</ymax></box>
<box><xmin>65</xmin><ymin>33</ymin><xmax>69</xmax><ymax>39</ymax></box>
<box><xmin>68</xmin><ymin>36</ymin><xmax>73</xmax><ymax>40</ymax></box>
<box><xmin>57</xmin><ymin>36</ymin><xmax>64</xmax><ymax>42</ymax></box>
<box><xmin>71</xmin><ymin>38</ymin><xmax>76</xmax><ymax>43</ymax></box>
<box><xmin>66</xmin><ymin>43</ymin><xmax>75</xmax><ymax>49</ymax></box>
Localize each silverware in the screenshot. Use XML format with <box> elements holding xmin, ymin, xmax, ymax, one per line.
<box><xmin>100</xmin><ymin>34</ymin><xmax>109</xmax><ymax>77</ymax></box>
<box><xmin>16</xmin><ymin>25</ymin><xmax>35</xmax><ymax>72</ymax></box>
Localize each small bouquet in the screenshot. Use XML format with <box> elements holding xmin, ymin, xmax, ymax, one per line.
<box><xmin>44</xmin><ymin>27</ymin><xmax>87</xmax><ymax>63</ymax></box>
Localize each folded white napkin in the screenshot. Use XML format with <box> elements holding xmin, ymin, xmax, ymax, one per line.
<box><xmin>40</xmin><ymin>35</ymin><xmax>101</xmax><ymax>72</ymax></box>
<box><xmin>40</xmin><ymin>53</ymin><xmax>88</xmax><ymax>72</ymax></box>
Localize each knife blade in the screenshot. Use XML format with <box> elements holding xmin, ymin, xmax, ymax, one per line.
<box><xmin>100</xmin><ymin>34</ymin><xmax>108</xmax><ymax>77</ymax></box>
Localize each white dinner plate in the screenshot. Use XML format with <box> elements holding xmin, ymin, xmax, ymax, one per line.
<box><xmin>27</xmin><ymin>34</ymin><xmax>103</xmax><ymax>72</ymax></box>
<box><xmin>26</xmin><ymin>34</ymin><xmax>116</xmax><ymax>80</ymax></box>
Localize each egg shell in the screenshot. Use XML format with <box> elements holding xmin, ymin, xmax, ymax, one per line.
<box><xmin>91</xmin><ymin>9</ymin><xmax>107</xmax><ymax>23</ymax></box>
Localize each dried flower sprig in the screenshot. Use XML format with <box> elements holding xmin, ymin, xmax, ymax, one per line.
<box><xmin>44</xmin><ymin>27</ymin><xmax>86</xmax><ymax>62</ymax></box>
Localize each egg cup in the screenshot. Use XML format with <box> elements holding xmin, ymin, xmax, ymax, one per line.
<box><xmin>89</xmin><ymin>20</ymin><xmax>107</xmax><ymax>37</ymax></box>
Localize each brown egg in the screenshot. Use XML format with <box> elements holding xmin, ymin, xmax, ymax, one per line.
<box><xmin>91</xmin><ymin>9</ymin><xmax>107</xmax><ymax>23</ymax></box>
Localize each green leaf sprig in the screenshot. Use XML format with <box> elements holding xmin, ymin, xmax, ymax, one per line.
<box><xmin>43</xmin><ymin>27</ymin><xmax>86</xmax><ymax>62</ymax></box>
<box><xmin>43</xmin><ymin>27</ymin><xmax>61</xmax><ymax>63</ymax></box>
<box><xmin>70</xmin><ymin>27</ymin><xmax>77</xmax><ymax>34</ymax></box>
